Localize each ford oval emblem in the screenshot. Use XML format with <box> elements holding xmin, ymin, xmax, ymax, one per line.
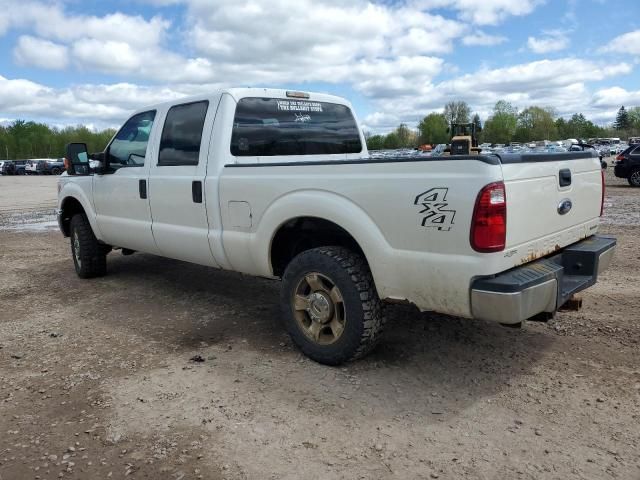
<box><xmin>558</xmin><ymin>198</ymin><xmax>572</xmax><ymax>215</ymax></box>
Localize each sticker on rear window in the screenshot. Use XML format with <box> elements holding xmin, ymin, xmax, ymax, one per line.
<box><xmin>276</xmin><ymin>100</ymin><xmax>323</xmax><ymax>112</ymax></box>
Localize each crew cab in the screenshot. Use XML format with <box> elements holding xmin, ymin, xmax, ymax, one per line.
<box><xmin>57</xmin><ymin>88</ymin><xmax>616</xmax><ymax>365</ymax></box>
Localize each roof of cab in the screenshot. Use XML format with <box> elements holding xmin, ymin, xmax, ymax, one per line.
<box><xmin>136</xmin><ymin>88</ymin><xmax>351</xmax><ymax>114</ymax></box>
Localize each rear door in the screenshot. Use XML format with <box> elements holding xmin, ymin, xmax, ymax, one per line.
<box><xmin>500</xmin><ymin>152</ymin><xmax>602</xmax><ymax>260</ymax></box>
<box><xmin>148</xmin><ymin>98</ymin><xmax>221</xmax><ymax>267</ymax></box>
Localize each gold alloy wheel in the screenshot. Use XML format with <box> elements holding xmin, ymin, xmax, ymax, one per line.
<box><xmin>73</xmin><ymin>231</ymin><xmax>82</xmax><ymax>268</ymax></box>
<box><xmin>292</xmin><ymin>272</ymin><xmax>346</xmax><ymax>345</ymax></box>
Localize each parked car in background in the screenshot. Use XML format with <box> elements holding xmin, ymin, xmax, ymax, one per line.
<box><xmin>614</xmin><ymin>145</ymin><xmax>640</xmax><ymax>186</ymax></box>
<box><xmin>0</xmin><ymin>160</ymin><xmax>15</xmax><ymax>175</ymax></box>
<box><xmin>629</xmin><ymin>137</ymin><xmax>640</xmax><ymax>146</ymax></box>
<box><xmin>25</xmin><ymin>158</ymin><xmax>65</xmax><ymax>175</ymax></box>
<box><xmin>12</xmin><ymin>160</ymin><xmax>26</xmax><ymax>175</ymax></box>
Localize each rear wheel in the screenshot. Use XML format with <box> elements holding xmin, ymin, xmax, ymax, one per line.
<box><xmin>70</xmin><ymin>214</ymin><xmax>108</xmax><ymax>278</ymax></box>
<box><xmin>51</xmin><ymin>167</ymin><xmax>61</xmax><ymax>175</ymax></box>
<box><xmin>628</xmin><ymin>168</ymin><xmax>640</xmax><ymax>187</ymax></box>
<box><xmin>280</xmin><ymin>246</ymin><xmax>385</xmax><ymax>365</ymax></box>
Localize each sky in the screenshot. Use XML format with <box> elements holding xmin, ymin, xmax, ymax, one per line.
<box><xmin>0</xmin><ymin>0</ymin><xmax>639</xmax><ymax>133</ymax></box>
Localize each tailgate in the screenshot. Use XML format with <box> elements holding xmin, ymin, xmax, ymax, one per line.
<box><xmin>500</xmin><ymin>151</ymin><xmax>602</xmax><ymax>260</ymax></box>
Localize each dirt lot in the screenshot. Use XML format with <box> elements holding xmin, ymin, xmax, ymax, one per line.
<box><xmin>0</xmin><ymin>170</ymin><xmax>639</xmax><ymax>480</ymax></box>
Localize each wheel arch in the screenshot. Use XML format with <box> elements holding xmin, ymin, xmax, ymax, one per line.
<box><xmin>241</xmin><ymin>190</ymin><xmax>394</xmax><ymax>299</ymax></box>
<box><xmin>58</xmin><ymin>187</ymin><xmax>101</xmax><ymax>240</ymax></box>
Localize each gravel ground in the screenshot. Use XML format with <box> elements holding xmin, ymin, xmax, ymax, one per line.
<box><xmin>0</xmin><ymin>169</ymin><xmax>639</xmax><ymax>480</ymax></box>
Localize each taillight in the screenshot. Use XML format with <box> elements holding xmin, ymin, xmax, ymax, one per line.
<box><xmin>615</xmin><ymin>154</ymin><xmax>624</xmax><ymax>162</ymax></box>
<box><xmin>600</xmin><ymin>169</ymin><xmax>605</xmax><ymax>217</ymax></box>
<box><xmin>470</xmin><ymin>181</ymin><xmax>506</xmax><ymax>252</ymax></box>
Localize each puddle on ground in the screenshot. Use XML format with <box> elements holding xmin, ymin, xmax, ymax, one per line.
<box><xmin>0</xmin><ymin>209</ymin><xmax>58</xmax><ymax>232</ymax></box>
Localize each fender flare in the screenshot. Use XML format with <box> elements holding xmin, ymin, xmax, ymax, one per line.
<box><xmin>248</xmin><ymin>190</ymin><xmax>396</xmax><ymax>297</ymax></box>
<box><xmin>59</xmin><ymin>185</ymin><xmax>102</xmax><ymax>240</ymax></box>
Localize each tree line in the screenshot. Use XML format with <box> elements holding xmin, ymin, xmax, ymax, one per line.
<box><xmin>366</xmin><ymin>101</ymin><xmax>640</xmax><ymax>150</ymax></box>
<box><xmin>2</xmin><ymin>103</ymin><xmax>639</xmax><ymax>158</ymax></box>
<box><xmin>0</xmin><ymin>120</ymin><xmax>116</xmax><ymax>160</ymax></box>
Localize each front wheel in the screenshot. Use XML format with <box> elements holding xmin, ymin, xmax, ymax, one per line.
<box><xmin>628</xmin><ymin>168</ymin><xmax>640</xmax><ymax>187</ymax></box>
<box><xmin>280</xmin><ymin>246</ymin><xmax>385</xmax><ymax>365</ymax></box>
<box><xmin>70</xmin><ymin>214</ymin><xmax>107</xmax><ymax>278</ymax></box>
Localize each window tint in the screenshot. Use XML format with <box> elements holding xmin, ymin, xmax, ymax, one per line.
<box><xmin>109</xmin><ymin>111</ymin><xmax>156</xmax><ymax>167</ymax></box>
<box><xmin>158</xmin><ymin>101</ymin><xmax>209</xmax><ymax>166</ymax></box>
<box><xmin>231</xmin><ymin>98</ymin><xmax>362</xmax><ymax>157</ymax></box>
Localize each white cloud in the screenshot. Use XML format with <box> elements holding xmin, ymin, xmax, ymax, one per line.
<box><xmin>0</xmin><ymin>0</ymin><xmax>636</xmax><ymax>134</ymax></box>
<box><xmin>599</xmin><ymin>30</ymin><xmax>640</xmax><ymax>56</ymax></box>
<box><xmin>411</xmin><ymin>0</ymin><xmax>543</xmax><ymax>25</ymax></box>
<box><xmin>462</xmin><ymin>31</ymin><xmax>507</xmax><ymax>46</ymax></box>
<box><xmin>592</xmin><ymin>87</ymin><xmax>640</xmax><ymax>108</ymax></box>
<box><xmin>527</xmin><ymin>30</ymin><xmax>570</xmax><ymax>54</ymax></box>
<box><xmin>362</xmin><ymin>58</ymin><xmax>633</xmax><ymax>131</ymax></box>
<box><xmin>13</xmin><ymin>36</ymin><xmax>69</xmax><ymax>70</ymax></box>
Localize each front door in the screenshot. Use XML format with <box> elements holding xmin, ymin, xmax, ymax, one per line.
<box><xmin>148</xmin><ymin>99</ymin><xmax>220</xmax><ymax>267</ymax></box>
<box><xmin>92</xmin><ymin>110</ymin><xmax>161</xmax><ymax>254</ymax></box>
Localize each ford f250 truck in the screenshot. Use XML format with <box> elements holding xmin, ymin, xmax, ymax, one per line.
<box><xmin>57</xmin><ymin>88</ymin><xmax>616</xmax><ymax>365</ymax></box>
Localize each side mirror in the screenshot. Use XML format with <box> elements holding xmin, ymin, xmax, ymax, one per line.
<box><xmin>65</xmin><ymin>143</ymin><xmax>91</xmax><ymax>175</ymax></box>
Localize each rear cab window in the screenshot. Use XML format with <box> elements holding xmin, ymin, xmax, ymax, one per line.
<box><xmin>230</xmin><ymin>97</ymin><xmax>362</xmax><ymax>158</ymax></box>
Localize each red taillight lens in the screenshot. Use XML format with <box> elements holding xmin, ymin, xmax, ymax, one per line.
<box><xmin>615</xmin><ymin>154</ymin><xmax>624</xmax><ymax>162</ymax></box>
<box><xmin>600</xmin><ymin>169</ymin><xmax>605</xmax><ymax>217</ymax></box>
<box><xmin>471</xmin><ymin>181</ymin><xmax>506</xmax><ymax>252</ymax></box>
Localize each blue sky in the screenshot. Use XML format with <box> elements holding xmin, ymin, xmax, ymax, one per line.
<box><xmin>0</xmin><ymin>0</ymin><xmax>639</xmax><ymax>132</ymax></box>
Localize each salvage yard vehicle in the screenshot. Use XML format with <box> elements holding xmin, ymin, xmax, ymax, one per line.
<box><xmin>614</xmin><ymin>144</ymin><xmax>640</xmax><ymax>186</ymax></box>
<box><xmin>26</xmin><ymin>158</ymin><xmax>65</xmax><ymax>175</ymax></box>
<box><xmin>57</xmin><ymin>88</ymin><xmax>616</xmax><ymax>365</ymax></box>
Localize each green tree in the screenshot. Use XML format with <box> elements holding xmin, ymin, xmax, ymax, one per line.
<box><xmin>482</xmin><ymin>100</ymin><xmax>518</xmax><ymax>144</ymax></box>
<box><xmin>417</xmin><ymin>112</ymin><xmax>449</xmax><ymax>144</ymax></box>
<box><xmin>366</xmin><ymin>134</ymin><xmax>385</xmax><ymax>150</ymax></box>
<box><xmin>0</xmin><ymin>120</ymin><xmax>115</xmax><ymax>160</ymax></box>
<box><xmin>383</xmin><ymin>132</ymin><xmax>401</xmax><ymax>149</ymax></box>
<box><xmin>471</xmin><ymin>113</ymin><xmax>482</xmax><ymax>143</ymax></box>
<box><xmin>628</xmin><ymin>106</ymin><xmax>640</xmax><ymax>132</ymax></box>
<box><xmin>395</xmin><ymin>123</ymin><xmax>414</xmax><ymax>148</ymax></box>
<box><xmin>514</xmin><ymin>106</ymin><xmax>557</xmax><ymax>142</ymax></box>
<box><xmin>443</xmin><ymin>101</ymin><xmax>471</xmax><ymax>125</ymax></box>
<box><xmin>614</xmin><ymin>106</ymin><xmax>630</xmax><ymax>130</ymax></box>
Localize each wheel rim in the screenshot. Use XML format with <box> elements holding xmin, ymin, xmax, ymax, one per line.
<box><xmin>292</xmin><ymin>272</ymin><xmax>346</xmax><ymax>345</ymax></box>
<box><xmin>73</xmin><ymin>231</ymin><xmax>82</xmax><ymax>268</ymax></box>
<box><xmin>631</xmin><ymin>170</ymin><xmax>640</xmax><ymax>185</ymax></box>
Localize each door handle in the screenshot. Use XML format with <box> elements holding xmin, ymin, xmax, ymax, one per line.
<box><xmin>192</xmin><ymin>181</ymin><xmax>203</xmax><ymax>203</ymax></box>
<box><xmin>139</xmin><ymin>179</ymin><xmax>147</xmax><ymax>199</ymax></box>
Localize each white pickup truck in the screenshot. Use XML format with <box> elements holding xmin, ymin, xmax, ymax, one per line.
<box><xmin>57</xmin><ymin>88</ymin><xmax>616</xmax><ymax>365</ymax></box>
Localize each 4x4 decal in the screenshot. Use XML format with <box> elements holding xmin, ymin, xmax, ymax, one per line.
<box><xmin>414</xmin><ymin>188</ymin><xmax>456</xmax><ymax>231</ymax></box>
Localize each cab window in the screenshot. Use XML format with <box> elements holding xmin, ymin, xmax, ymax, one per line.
<box><xmin>108</xmin><ymin>111</ymin><xmax>156</xmax><ymax>168</ymax></box>
<box><xmin>158</xmin><ymin>101</ymin><xmax>209</xmax><ymax>166</ymax></box>
<box><xmin>230</xmin><ymin>98</ymin><xmax>362</xmax><ymax>156</ymax></box>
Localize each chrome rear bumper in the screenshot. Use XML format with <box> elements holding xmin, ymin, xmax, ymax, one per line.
<box><xmin>471</xmin><ymin>235</ymin><xmax>616</xmax><ymax>324</ymax></box>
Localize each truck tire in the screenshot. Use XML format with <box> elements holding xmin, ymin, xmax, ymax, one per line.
<box><xmin>280</xmin><ymin>246</ymin><xmax>385</xmax><ymax>365</ymax></box>
<box><xmin>51</xmin><ymin>167</ymin><xmax>61</xmax><ymax>175</ymax></box>
<box><xmin>70</xmin><ymin>214</ymin><xmax>107</xmax><ymax>278</ymax></box>
<box><xmin>628</xmin><ymin>168</ymin><xmax>640</xmax><ymax>187</ymax></box>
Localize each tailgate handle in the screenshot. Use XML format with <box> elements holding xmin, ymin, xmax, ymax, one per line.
<box><xmin>192</xmin><ymin>180</ymin><xmax>203</xmax><ymax>203</ymax></box>
<box><xmin>559</xmin><ymin>169</ymin><xmax>571</xmax><ymax>187</ymax></box>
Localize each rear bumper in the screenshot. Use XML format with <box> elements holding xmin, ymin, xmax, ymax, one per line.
<box><xmin>470</xmin><ymin>235</ymin><xmax>616</xmax><ymax>324</ymax></box>
<box><xmin>613</xmin><ymin>164</ymin><xmax>628</xmax><ymax>178</ymax></box>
